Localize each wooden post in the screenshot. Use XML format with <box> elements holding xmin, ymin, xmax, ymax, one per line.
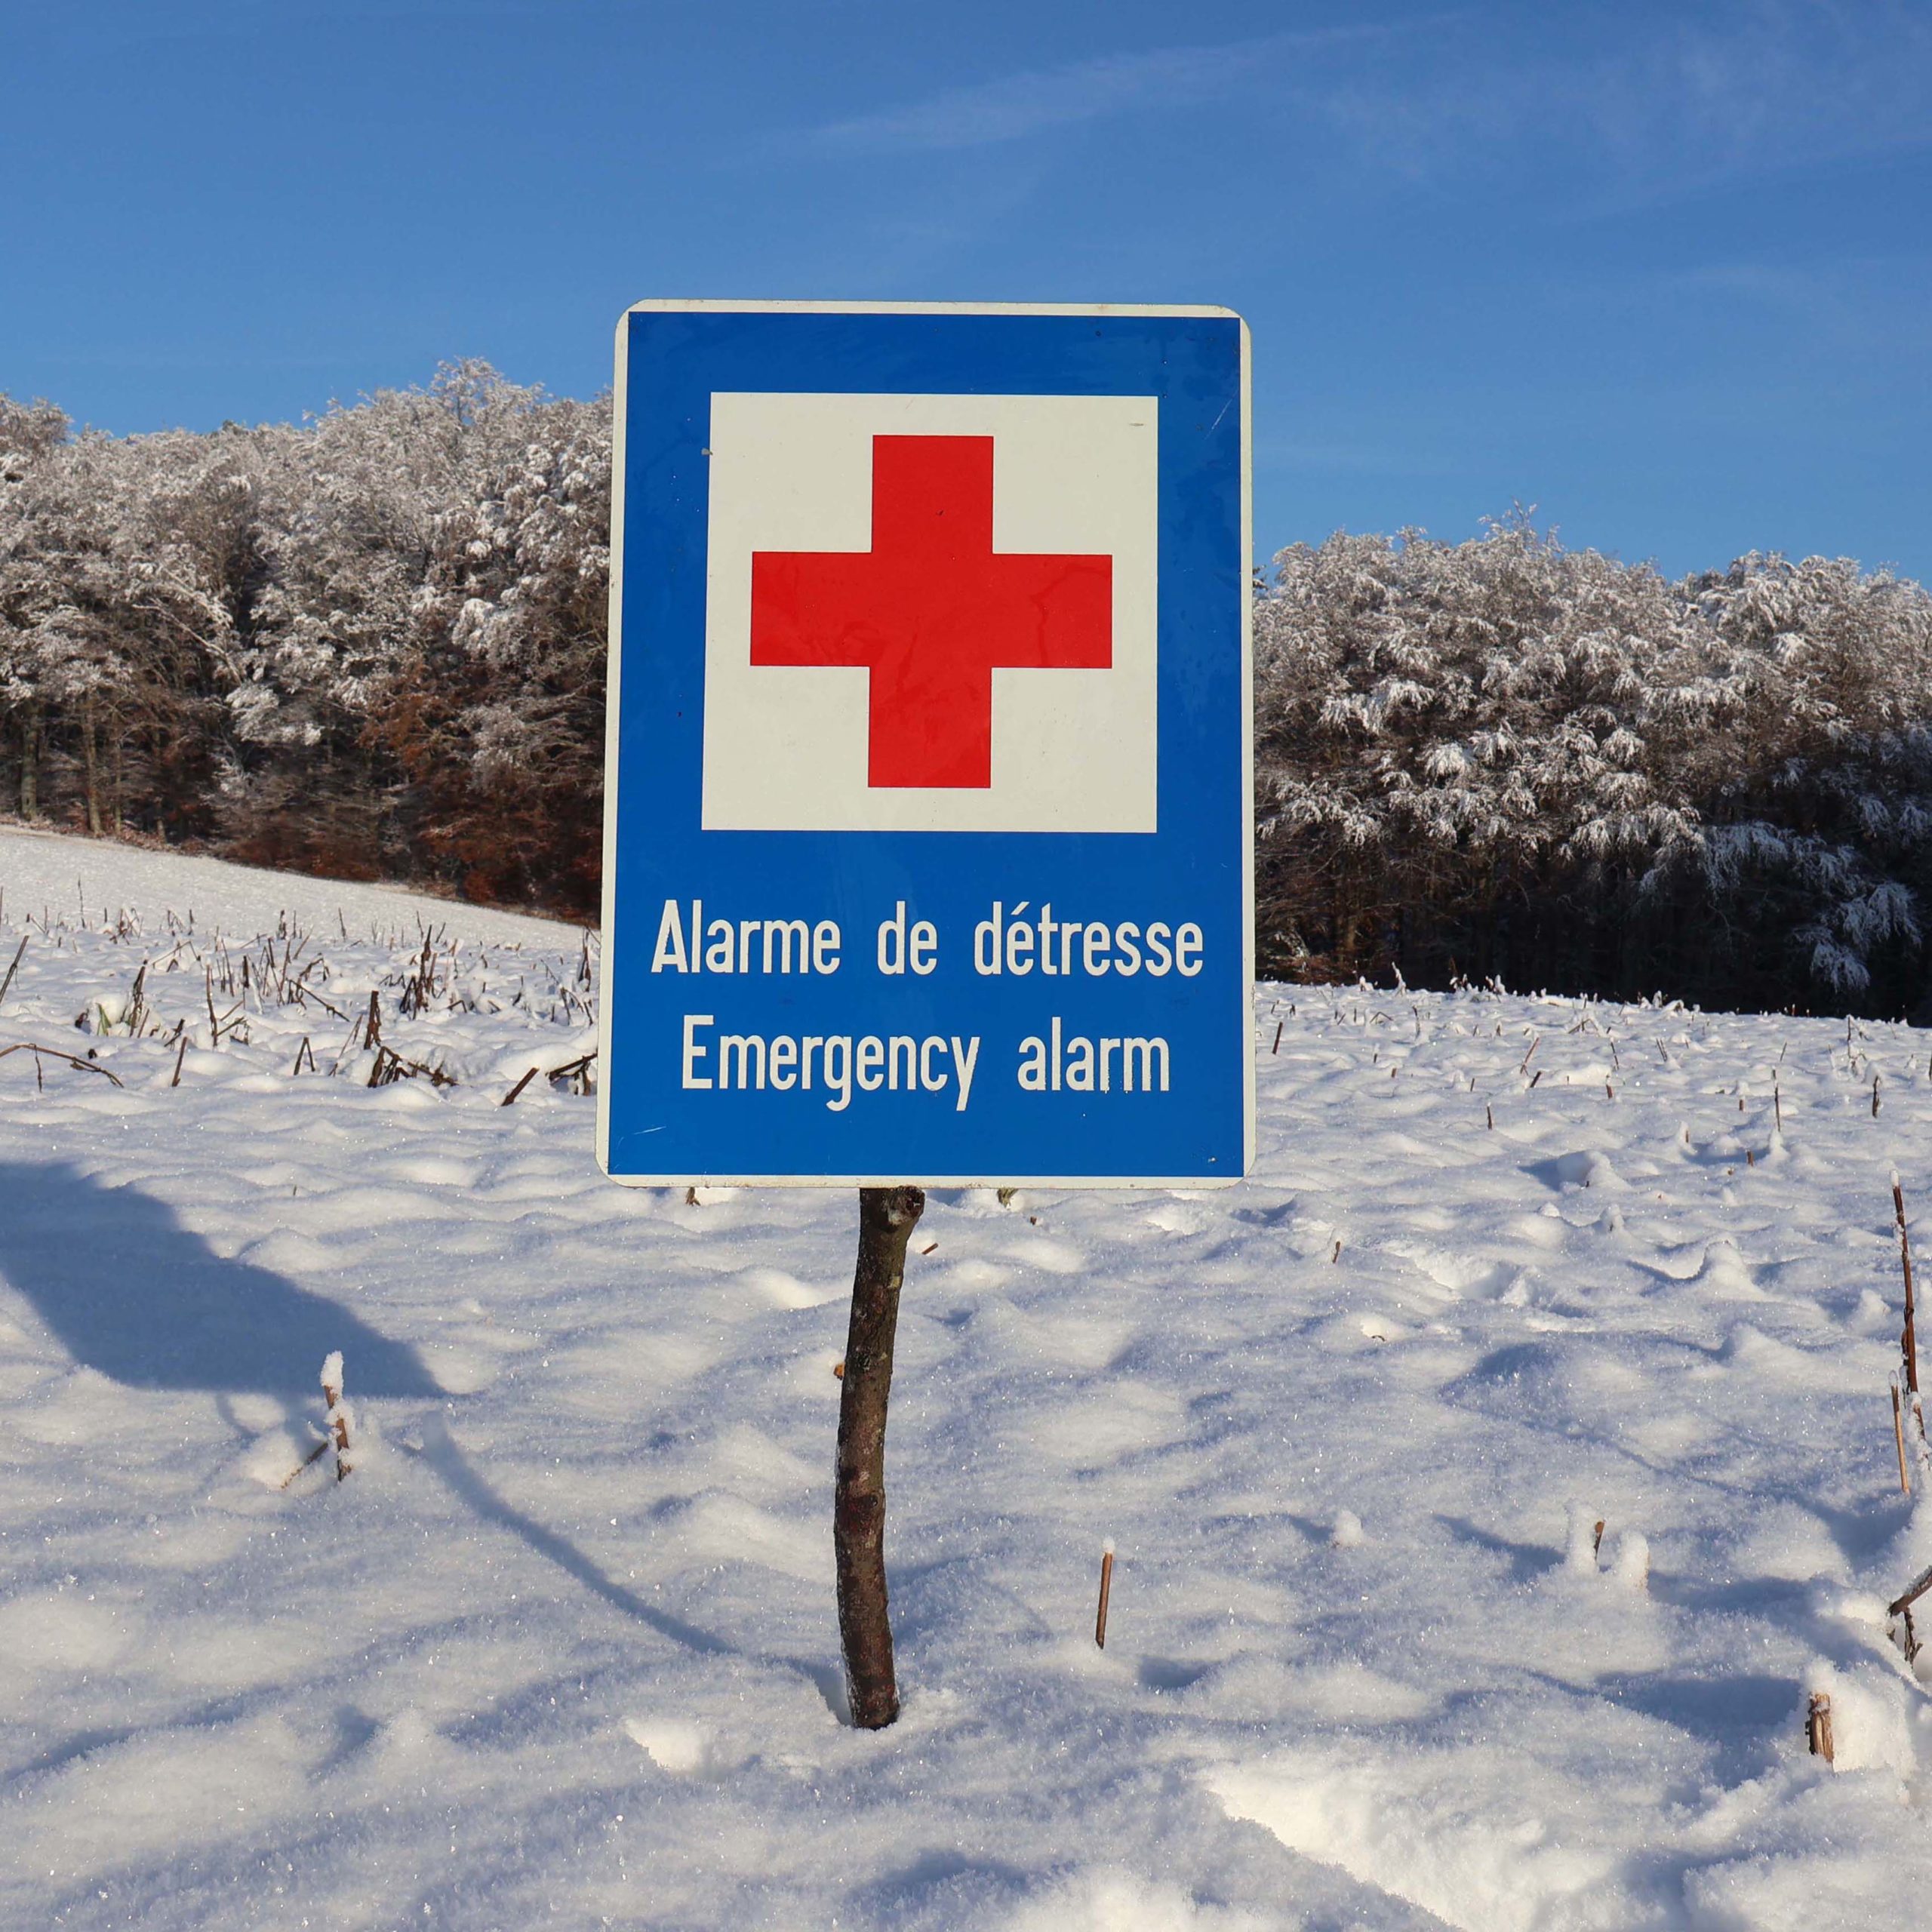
<box><xmin>835</xmin><ymin>1184</ymin><xmax>924</xmax><ymax>1729</ymax></box>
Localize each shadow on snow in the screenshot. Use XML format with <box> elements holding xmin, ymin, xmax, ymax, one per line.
<box><xmin>0</xmin><ymin>1160</ymin><xmax>439</xmax><ymax>1397</ymax></box>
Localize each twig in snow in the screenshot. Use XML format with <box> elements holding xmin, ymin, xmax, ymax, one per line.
<box><xmin>287</xmin><ymin>980</ymin><xmax>346</xmax><ymax>1021</ymax></box>
<box><xmin>368</xmin><ymin>1043</ymin><xmax>457</xmax><ymax>1090</ymax></box>
<box><xmin>321</xmin><ymin>1351</ymin><xmax>353</xmax><ymax>1481</ymax></box>
<box><xmin>1894</xmin><ymin>1174</ymin><xmax>1930</xmax><ymax>1478</ymax></box>
<box><xmin>0</xmin><ymin>934</ymin><xmax>26</xmax><ymax>1007</ymax></box>
<box><xmin>1893</xmin><ymin>1378</ymin><xmax>1912</xmax><ymax>1495</ymax></box>
<box><xmin>278</xmin><ymin>1436</ymin><xmax>331</xmax><ymax>1490</ymax></box>
<box><xmin>1894</xmin><ymin>1174</ymin><xmax>1920</xmax><ymax>1404</ymax></box>
<box><xmin>171</xmin><ymin>1035</ymin><xmax>186</xmax><ymax>1087</ymax></box>
<box><xmin>500</xmin><ymin>1066</ymin><xmax>540</xmax><ymax>1106</ymax></box>
<box><xmin>547</xmin><ymin>1051</ymin><xmax>598</xmax><ymax>1096</ymax></box>
<box><xmin>0</xmin><ymin>1043</ymin><xmax>124</xmax><ymax>1087</ymax></box>
<box><xmin>1271</xmin><ymin>1021</ymin><xmax>1282</xmax><ymax>1054</ymax></box>
<box><xmin>1095</xmin><ymin>1543</ymin><xmax>1115</xmax><ymax>1649</ymax></box>
<box><xmin>1807</xmin><ymin>1693</ymin><xmax>1834</xmax><ymax>1764</ymax></box>
<box><xmin>1894</xmin><ymin>1556</ymin><xmax>1932</xmax><ymax>1619</ymax></box>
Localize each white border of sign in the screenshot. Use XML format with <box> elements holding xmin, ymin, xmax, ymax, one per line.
<box><xmin>597</xmin><ymin>300</ymin><xmax>1254</xmax><ymax>1189</ymax></box>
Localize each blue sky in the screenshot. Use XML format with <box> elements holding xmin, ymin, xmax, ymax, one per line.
<box><xmin>6</xmin><ymin>0</ymin><xmax>1929</xmax><ymax>580</ymax></box>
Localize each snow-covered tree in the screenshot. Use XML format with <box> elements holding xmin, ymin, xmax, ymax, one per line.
<box><xmin>1255</xmin><ymin>521</ymin><xmax>1932</xmax><ymax>1014</ymax></box>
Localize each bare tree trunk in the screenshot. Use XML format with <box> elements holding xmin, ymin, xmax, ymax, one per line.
<box><xmin>19</xmin><ymin>708</ymin><xmax>38</xmax><ymax>820</ymax></box>
<box><xmin>82</xmin><ymin>697</ymin><xmax>102</xmax><ymax>837</ymax></box>
<box><xmin>835</xmin><ymin>1183</ymin><xmax>924</xmax><ymax>1729</ymax></box>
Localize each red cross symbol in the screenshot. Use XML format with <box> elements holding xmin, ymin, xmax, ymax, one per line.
<box><xmin>749</xmin><ymin>435</ymin><xmax>1113</xmax><ymax>789</ymax></box>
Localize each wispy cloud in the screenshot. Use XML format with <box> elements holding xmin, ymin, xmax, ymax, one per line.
<box><xmin>806</xmin><ymin>24</ymin><xmax>1401</xmax><ymax>155</ymax></box>
<box><xmin>1305</xmin><ymin>1</ymin><xmax>1932</xmax><ymax>208</ymax></box>
<box><xmin>801</xmin><ymin>2</ymin><xmax>1932</xmax><ymax>209</ymax></box>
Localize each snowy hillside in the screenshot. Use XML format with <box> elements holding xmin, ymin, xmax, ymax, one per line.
<box><xmin>2</xmin><ymin>825</ymin><xmax>1930</xmax><ymax>1930</ymax></box>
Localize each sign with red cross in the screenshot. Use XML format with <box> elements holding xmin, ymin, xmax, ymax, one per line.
<box><xmin>703</xmin><ymin>391</ymin><xmax>1157</xmax><ymax>832</ymax></box>
<box><xmin>599</xmin><ymin>301</ymin><xmax>1251</xmax><ymax>1189</ymax></box>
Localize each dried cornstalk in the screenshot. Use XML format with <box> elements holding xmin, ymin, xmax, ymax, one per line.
<box><xmin>1095</xmin><ymin>1543</ymin><xmax>1115</xmax><ymax>1649</ymax></box>
<box><xmin>1887</xmin><ymin>1560</ymin><xmax>1932</xmax><ymax>1621</ymax></box>
<box><xmin>0</xmin><ymin>934</ymin><xmax>28</xmax><ymax>1007</ymax></box>
<box><xmin>1806</xmin><ymin>1693</ymin><xmax>1834</xmax><ymax>1764</ymax></box>
<box><xmin>0</xmin><ymin>1043</ymin><xmax>123</xmax><ymax>1087</ymax></box>
<box><xmin>547</xmin><ymin>1051</ymin><xmax>598</xmax><ymax>1096</ymax></box>
<box><xmin>278</xmin><ymin>1436</ymin><xmax>331</xmax><ymax>1489</ymax></box>
<box><xmin>368</xmin><ymin>1043</ymin><xmax>457</xmax><ymax>1090</ymax></box>
<box><xmin>288</xmin><ymin>980</ymin><xmax>346</xmax><ymax>1021</ymax></box>
<box><xmin>1898</xmin><ymin>1175</ymin><xmax>1921</xmax><ymax>1399</ymax></box>
<box><xmin>321</xmin><ymin>1351</ymin><xmax>353</xmax><ymax>1481</ymax></box>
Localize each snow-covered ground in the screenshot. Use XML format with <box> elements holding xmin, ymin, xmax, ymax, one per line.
<box><xmin>2</xmin><ymin>824</ymin><xmax>1930</xmax><ymax>1930</ymax></box>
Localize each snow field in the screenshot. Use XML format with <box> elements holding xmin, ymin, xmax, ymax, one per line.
<box><xmin>1</xmin><ymin>826</ymin><xmax>1931</xmax><ymax>1927</ymax></box>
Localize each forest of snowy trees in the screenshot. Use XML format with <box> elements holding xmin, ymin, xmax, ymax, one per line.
<box><xmin>5</xmin><ymin>361</ymin><xmax>1932</xmax><ymax>1015</ymax></box>
<box><xmin>1256</xmin><ymin>524</ymin><xmax>1932</xmax><ymax>1014</ymax></box>
<box><xmin>0</xmin><ymin>364</ymin><xmax>608</xmax><ymax>916</ymax></box>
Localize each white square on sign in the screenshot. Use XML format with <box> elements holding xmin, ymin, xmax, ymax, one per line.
<box><xmin>701</xmin><ymin>391</ymin><xmax>1158</xmax><ymax>832</ymax></box>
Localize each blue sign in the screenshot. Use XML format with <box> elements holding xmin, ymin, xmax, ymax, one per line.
<box><xmin>597</xmin><ymin>301</ymin><xmax>1252</xmax><ymax>1186</ymax></box>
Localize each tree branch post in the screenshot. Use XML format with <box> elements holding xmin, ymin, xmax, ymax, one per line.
<box><xmin>835</xmin><ymin>1183</ymin><xmax>924</xmax><ymax>1730</ymax></box>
